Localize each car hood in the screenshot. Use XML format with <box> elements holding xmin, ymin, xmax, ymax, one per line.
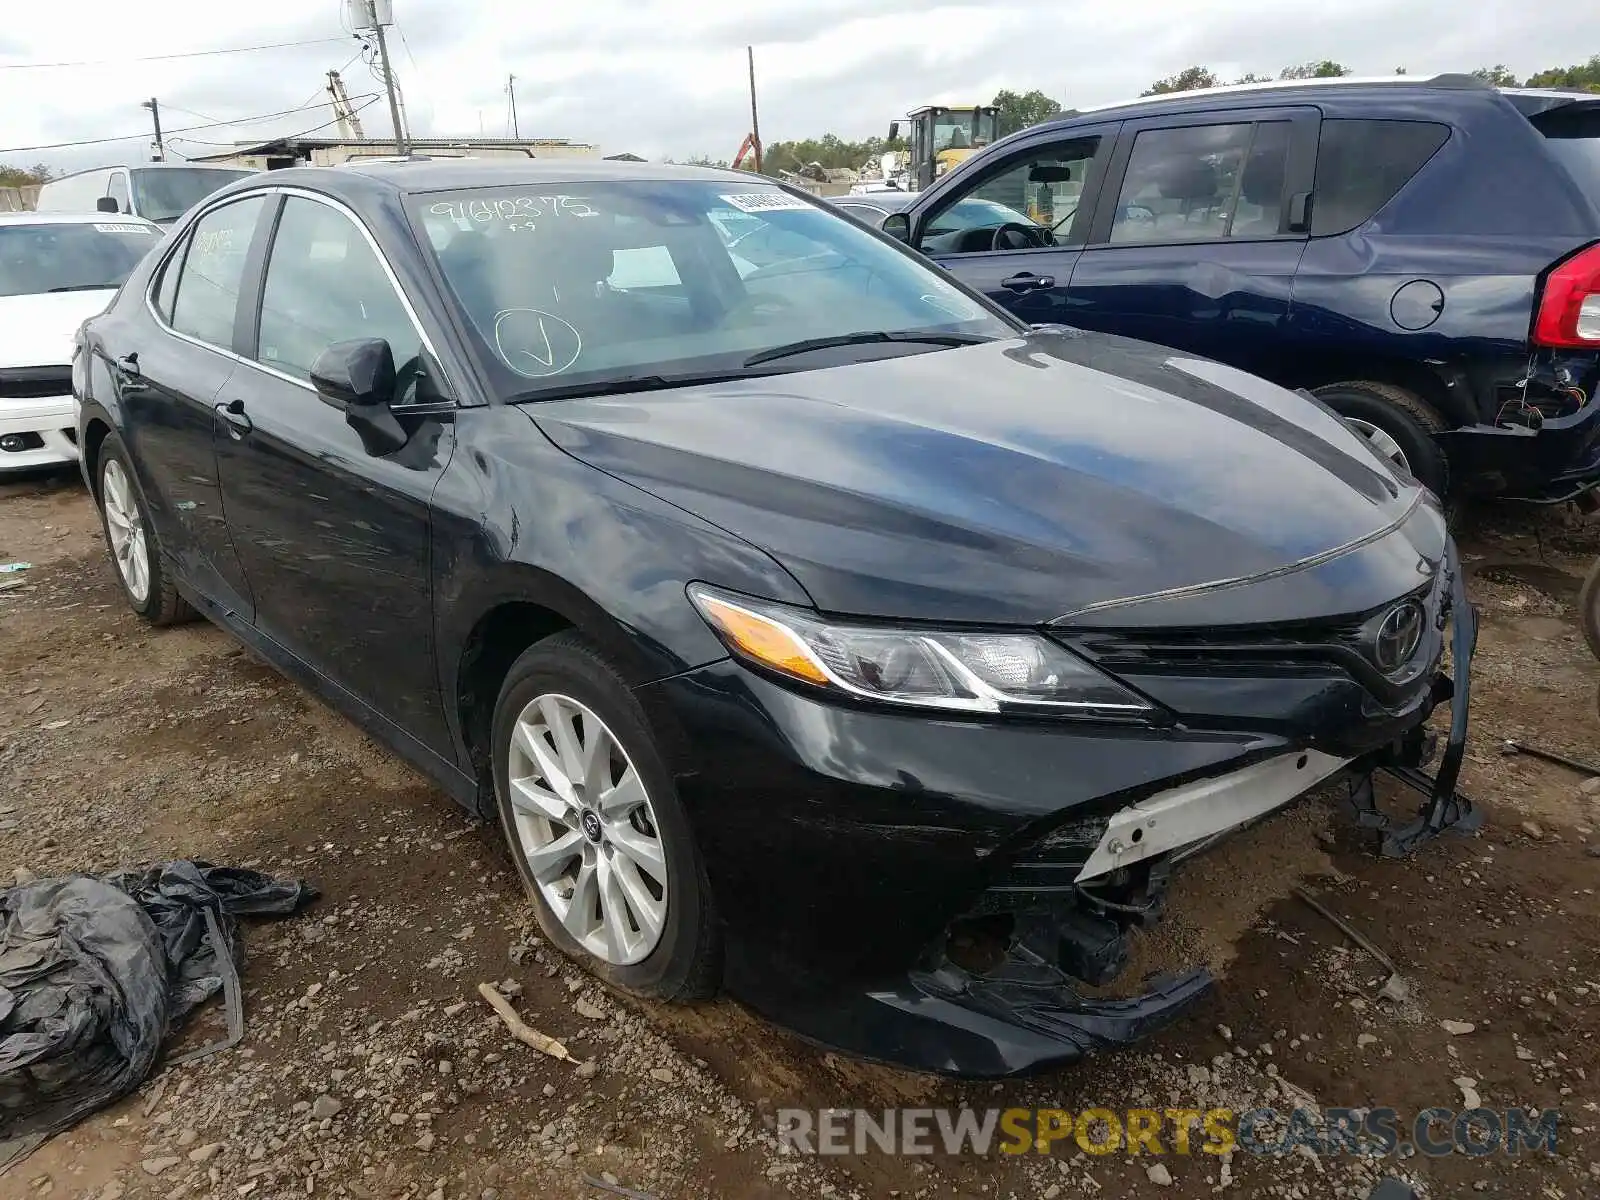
<box><xmin>0</xmin><ymin>290</ymin><xmax>117</xmax><ymax>370</ymax></box>
<box><xmin>532</xmin><ymin>328</ymin><xmax>1430</xmax><ymax>626</ymax></box>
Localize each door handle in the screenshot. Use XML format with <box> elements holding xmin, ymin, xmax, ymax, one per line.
<box><xmin>1001</xmin><ymin>272</ymin><xmax>1055</xmax><ymax>293</ymax></box>
<box><xmin>215</xmin><ymin>398</ymin><xmax>253</xmax><ymax>440</ymax></box>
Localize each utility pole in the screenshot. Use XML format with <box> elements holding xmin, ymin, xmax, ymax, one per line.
<box><xmin>326</xmin><ymin>71</ymin><xmax>366</xmax><ymax>140</ymax></box>
<box><xmin>141</xmin><ymin>98</ymin><xmax>164</xmax><ymax>161</ymax></box>
<box><xmin>508</xmin><ymin>74</ymin><xmax>519</xmax><ymax>139</ymax></box>
<box><xmin>350</xmin><ymin>0</ymin><xmax>408</xmax><ymax>153</ymax></box>
<box><xmin>746</xmin><ymin>46</ymin><xmax>762</xmax><ymax>173</ymax></box>
<box><xmin>371</xmin><ymin>19</ymin><xmax>408</xmax><ymax>154</ymax></box>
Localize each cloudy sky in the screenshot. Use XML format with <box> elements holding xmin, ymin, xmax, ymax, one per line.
<box><xmin>3</xmin><ymin>0</ymin><xmax>1598</xmax><ymax>173</ymax></box>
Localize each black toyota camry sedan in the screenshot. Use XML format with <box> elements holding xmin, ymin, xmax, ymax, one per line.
<box><xmin>75</xmin><ymin>160</ymin><xmax>1474</xmax><ymax>1077</ymax></box>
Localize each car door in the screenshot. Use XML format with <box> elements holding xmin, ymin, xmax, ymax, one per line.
<box><xmin>212</xmin><ymin>190</ymin><xmax>458</xmax><ymax>753</ymax></box>
<box><xmin>905</xmin><ymin>127</ymin><xmax>1116</xmax><ymax>325</ymax></box>
<box><xmin>1066</xmin><ymin>108</ymin><xmax>1317</xmax><ymax>374</ymax></box>
<box><xmin>115</xmin><ymin>194</ymin><xmax>268</xmax><ymax>620</ymax></box>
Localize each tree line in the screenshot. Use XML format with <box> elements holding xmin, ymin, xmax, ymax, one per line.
<box><xmin>676</xmin><ymin>53</ymin><xmax>1600</xmax><ymax>178</ymax></box>
<box><xmin>1143</xmin><ymin>55</ymin><xmax>1600</xmax><ymax>95</ymax></box>
<box><xmin>0</xmin><ymin>163</ymin><xmax>53</xmax><ymax>188</ymax></box>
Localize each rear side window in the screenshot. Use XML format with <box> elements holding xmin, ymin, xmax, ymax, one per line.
<box><xmin>1110</xmin><ymin>122</ymin><xmax>1291</xmax><ymax>244</ymax></box>
<box><xmin>1533</xmin><ymin>107</ymin><xmax>1600</xmax><ymax>198</ymax></box>
<box><xmin>169</xmin><ymin>197</ymin><xmax>264</xmax><ymax>348</ymax></box>
<box><xmin>1311</xmin><ymin>119</ymin><xmax>1449</xmax><ymax>236</ymax></box>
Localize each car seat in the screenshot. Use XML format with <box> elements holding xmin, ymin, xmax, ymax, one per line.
<box><xmin>1232</xmin><ymin>149</ymin><xmax>1286</xmax><ymax>238</ymax></box>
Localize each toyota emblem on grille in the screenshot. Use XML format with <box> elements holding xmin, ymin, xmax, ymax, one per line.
<box><xmin>1374</xmin><ymin>601</ymin><xmax>1425</xmax><ymax>672</ymax></box>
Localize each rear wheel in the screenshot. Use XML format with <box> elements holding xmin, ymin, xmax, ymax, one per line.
<box><xmin>94</xmin><ymin>436</ymin><xmax>194</xmax><ymax>626</ymax></box>
<box><xmin>1579</xmin><ymin>554</ymin><xmax>1600</xmax><ymax>663</ymax></box>
<box><xmin>491</xmin><ymin>631</ymin><xmax>719</xmax><ymax>1000</ymax></box>
<box><xmin>1312</xmin><ymin>381</ymin><xmax>1450</xmax><ymax>498</ymax></box>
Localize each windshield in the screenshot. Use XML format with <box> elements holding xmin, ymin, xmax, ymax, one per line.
<box><xmin>0</xmin><ymin>221</ymin><xmax>160</xmax><ymax>297</ymax></box>
<box><xmin>131</xmin><ymin>168</ymin><xmax>253</xmax><ymax>223</ymax></box>
<box><xmin>411</xmin><ymin>181</ymin><xmax>1013</xmax><ymax>399</ymax></box>
<box><xmin>929</xmin><ymin>109</ymin><xmax>1000</xmax><ymax>153</ymax></box>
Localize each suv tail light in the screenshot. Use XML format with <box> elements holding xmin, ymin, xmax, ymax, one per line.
<box><xmin>1534</xmin><ymin>242</ymin><xmax>1600</xmax><ymax>348</ymax></box>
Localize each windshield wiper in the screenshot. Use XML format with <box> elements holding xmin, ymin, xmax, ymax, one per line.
<box><xmin>507</xmin><ymin>369</ymin><xmax>763</xmax><ymax>404</ymax></box>
<box><xmin>742</xmin><ymin>330</ymin><xmax>995</xmax><ymax>367</ymax></box>
<box><xmin>47</xmin><ymin>284</ymin><xmax>115</xmax><ymax>293</ymax></box>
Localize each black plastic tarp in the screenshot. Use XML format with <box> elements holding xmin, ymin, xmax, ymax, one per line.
<box><xmin>0</xmin><ymin>861</ymin><xmax>314</xmax><ymax>1156</ymax></box>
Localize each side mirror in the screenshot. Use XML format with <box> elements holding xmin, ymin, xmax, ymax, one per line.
<box><xmin>881</xmin><ymin>213</ymin><xmax>911</xmax><ymax>243</ymax></box>
<box><xmin>96</xmin><ymin>197</ymin><xmax>119</xmax><ymax>213</ymax></box>
<box><xmin>309</xmin><ymin>337</ymin><xmax>409</xmax><ymax>455</ymax></box>
<box><xmin>888</xmin><ymin>121</ymin><xmax>900</xmax><ymax>143</ymax></box>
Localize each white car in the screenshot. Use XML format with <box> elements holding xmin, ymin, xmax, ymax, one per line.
<box><xmin>0</xmin><ymin>212</ymin><xmax>162</xmax><ymax>472</ymax></box>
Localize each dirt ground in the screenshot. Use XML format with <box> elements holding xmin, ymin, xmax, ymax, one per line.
<box><xmin>1</xmin><ymin>468</ymin><xmax>1598</xmax><ymax>1200</ymax></box>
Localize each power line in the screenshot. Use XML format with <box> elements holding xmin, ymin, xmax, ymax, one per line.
<box><xmin>294</xmin><ymin>47</ymin><xmax>366</xmax><ymax>115</ymax></box>
<box><xmin>171</xmin><ymin>95</ymin><xmax>382</xmax><ymax>148</ymax></box>
<box><xmin>0</xmin><ymin>96</ymin><xmax>378</xmax><ymax>155</ymax></box>
<box><xmin>0</xmin><ymin>36</ymin><xmax>349</xmax><ymax>71</ymax></box>
<box><xmin>160</xmin><ymin>103</ymin><xmax>226</xmax><ymax>125</ymax></box>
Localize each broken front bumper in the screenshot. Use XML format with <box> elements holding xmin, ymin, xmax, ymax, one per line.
<box><xmin>643</xmin><ymin>559</ymin><xmax>1478</xmax><ymax>1078</ymax></box>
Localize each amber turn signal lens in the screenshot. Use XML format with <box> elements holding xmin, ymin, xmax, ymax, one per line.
<box><xmin>695</xmin><ymin>595</ymin><xmax>830</xmax><ymax>685</ymax></box>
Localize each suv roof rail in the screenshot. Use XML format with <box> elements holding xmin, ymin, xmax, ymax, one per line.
<box><xmin>1056</xmin><ymin>73</ymin><xmax>1505</xmax><ymax>120</ymax></box>
<box><xmin>1426</xmin><ymin>72</ymin><xmax>1495</xmax><ymax>90</ymax></box>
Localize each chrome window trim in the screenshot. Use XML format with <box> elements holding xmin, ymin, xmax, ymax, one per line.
<box><xmin>143</xmin><ymin>185</ymin><xmax>452</xmax><ymax>400</ymax></box>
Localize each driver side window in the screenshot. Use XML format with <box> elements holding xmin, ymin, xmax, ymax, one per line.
<box><xmin>920</xmin><ymin>137</ymin><xmax>1100</xmax><ymax>256</ymax></box>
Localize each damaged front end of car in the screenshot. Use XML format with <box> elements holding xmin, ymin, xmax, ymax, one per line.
<box><xmin>905</xmin><ymin>540</ymin><xmax>1480</xmax><ymax>1075</ymax></box>
<box><xmin>657</xmin><ymin>497</ymin><xmax>1480</xmax><ymax>1078</ymax></box>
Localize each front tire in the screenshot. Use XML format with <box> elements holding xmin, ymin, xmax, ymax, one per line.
<box><xmin>94</xmin><ymin>435</ymin><xmax>194</xmax><ymax>626</ymax></box>
<box><xmin>491</xmin><ymin>631</ymin><xmax>720</xmax><ymax>1000</ymax></box>
<box><xmin>1313</xmin><ymin>381</ymin><xmax>1450</xmax><ymax>499</ymax></box>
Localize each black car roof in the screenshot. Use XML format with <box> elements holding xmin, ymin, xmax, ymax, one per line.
<box><xmin>264</xmin><ymin>158</ymin><xmax>764</xmax><ymax>198</ymax></box>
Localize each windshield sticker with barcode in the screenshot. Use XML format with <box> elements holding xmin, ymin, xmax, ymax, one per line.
<box><xmin>719</xmin><ymin>193</ymin><xmax>811</xmax><ymax>214</ymax></box>
<box><xmin>94</xmin><ymin>223</ymin><xmax>151</xmax><ymax>235</ymax></box>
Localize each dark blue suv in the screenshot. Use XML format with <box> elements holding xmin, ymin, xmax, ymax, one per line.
<box><xmin>866</xmin><ymin>74</ymin><xmax>1600</xmax><ymax>502</ymax></box>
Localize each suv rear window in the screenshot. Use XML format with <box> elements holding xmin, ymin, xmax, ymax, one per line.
<box><xmin>1532</xmin><ymin>107</ymin><xmax>1600</xmax><ymax>198</ymax></box>
<box><xmin>1311</xmin><ymin>119</ymin><xmax>1450</xmax><ymax>236</ymax></box>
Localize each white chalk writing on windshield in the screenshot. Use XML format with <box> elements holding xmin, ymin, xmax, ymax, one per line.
<box><xmin>493</xmin><ymin>308</ymin><xmax>583</xmax><ymax>378</ymax></box>
<box><xmin>429</xmin><ymin>196</ymin><xmax>598</xmax><ymax>232</ymax></box>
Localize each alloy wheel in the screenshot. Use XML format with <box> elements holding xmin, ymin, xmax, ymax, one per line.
<box><xmin>506</xmin><ymin>693</ymin><xmax>668</xmax><ymax>966</ymax></box>
<box><xmin>101</xmin><ymin>458</ymin><xmax>150</xmax><ymax>605</ymax></box>
<box><xmin>1344</xmin><ymin>417</ymin><xmax>1411</xmax><ymax>475</ymax></box>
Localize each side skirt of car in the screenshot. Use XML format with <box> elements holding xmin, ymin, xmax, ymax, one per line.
<box><xmin>175</xmin><ymin>577</ymin><xmax>482</xmax><ymax>812</ymax></box>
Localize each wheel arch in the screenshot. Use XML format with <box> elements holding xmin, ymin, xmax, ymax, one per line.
<box><xmin>449</xmin><ymin>568</ymin><xmax>696</xmax><ymax>816</ymax></box>
<box><xmin>1270</xmin><ymin>352</ymin><xmax>1473</xmax><ymax>428</ymax></box>
<box><xmin>81</xmin><ymin>416</ymin><xmax>113</xmax><ymax>498</ymax></box>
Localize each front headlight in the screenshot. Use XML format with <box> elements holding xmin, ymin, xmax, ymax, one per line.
<box><xmin>688</xmin><ymin>584</ymin><xmax>1154</xmax><ymax>718</ymax></box>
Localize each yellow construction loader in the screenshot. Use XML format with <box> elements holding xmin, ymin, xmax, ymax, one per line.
<box><xmin>886</xmin><ymin>105</ymin><xmax>1002</xmax><ymax>191</ymax></box>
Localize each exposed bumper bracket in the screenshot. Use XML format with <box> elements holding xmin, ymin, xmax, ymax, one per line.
<box><xmin>1342</xmin><ymin>569</ymin><xmax>1482</xmax><ymax>857</ymax></box>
